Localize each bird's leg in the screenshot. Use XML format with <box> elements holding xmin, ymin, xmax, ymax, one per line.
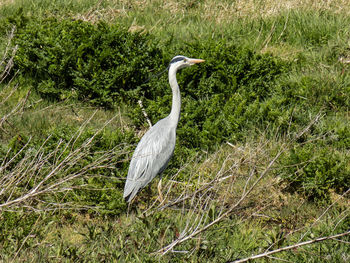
<box><xmin>157</xmin><ymin>178</ymin><xmax>164</xmax><ymax>203</ymax></box>
<box><xmin>145</xmin><ymin>185</ymin><xmax>153</xmax><ymax>207</ymax></box>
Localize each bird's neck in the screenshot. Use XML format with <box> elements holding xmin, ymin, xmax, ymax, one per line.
<box><xmin>168</xmin><ymin>66</ymin><xmax>181</xmax><ymax>126</ymax></box>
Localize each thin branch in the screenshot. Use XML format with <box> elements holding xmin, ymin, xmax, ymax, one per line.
<box><xmin>11</xmin><ymin>215</ymin><xmax>42</xmax><ymax>263</ymax></box>
<box><xmin>296</xmin><ymin>187</ymin><xmax>350</xmax><ymax>244</ymax></box>
<box><xmin>0</xmin><ymin>111</ymin><xmax>129</xmax><ymax>212</ymax></box>
<box><xmin>157</xmin><ymin>146</ymin><xmax>286</xmax><ymax>255</ymax></box>
<box><xmin>138</xmin><ymin>99</ymin><xmax>152</xmax><ymax>127</ymax></box>
<box><xmin>229</xmin><ymin>231</ymin><xmax>350</xmax><ymax>263</ymax></box>
<box><xmin>0</xmin><ymin>26</ymin><xmax>17</xmax><ymax>83</ymax></box>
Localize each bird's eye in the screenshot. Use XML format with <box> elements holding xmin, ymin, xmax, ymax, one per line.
<box><xmin>183</xmin><ymin>58</ymin><xmax>187</xmax><ymax>63</ymax></box>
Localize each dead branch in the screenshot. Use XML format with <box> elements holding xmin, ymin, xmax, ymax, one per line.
<box><xmin>0</xmin><ymin>25</ymin><xmax>17</xmax><ymax>83</ymax></box>
<box><xmin>296</xmin><ymin>187</ymin><xmax>350</xmax><ymax>243</ymax></box>
<box><xmin>138</xmin><ymin>99</ymin><xmax>152</xmax><ymax>127</ymax></box>
<box><xmin>228</xmin><ymin>230</ymin><xmax>350</xmax><ymax>263</ymax></box>
<box><xmin>0</xmin><ymin>114</ymin><xmax>130</xmax><ymax>212</ymax></box>
<box><xmin>156</xmin><ymin>146</ymin><xmax>285</xmax><ymax>255</ymax></box>
<box><xmin>11</xmin><ymin>215</ymin><xmax>42</xmax><ymax>262</ymax></box>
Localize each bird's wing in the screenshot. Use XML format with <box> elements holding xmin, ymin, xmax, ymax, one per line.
<box><xmin>123</xmin><ymin>118</ymin><xmax>176</xmax><ymax>200</ymax></box>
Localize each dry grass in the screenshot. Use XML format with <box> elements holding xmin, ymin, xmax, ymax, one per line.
<box><xmin>71</xmin><ymin>0</ymin><xmax>350</xmax><ymax>25</ymax></box>
<box><xmin>0</xmin><ymin>0</ymin><xmax>14</xmax><ymax>8</ymax></box>
<box><xmin>202</xmin><ymin>0</ymin><xmax>350</xmax><ymax>20</ymax></box>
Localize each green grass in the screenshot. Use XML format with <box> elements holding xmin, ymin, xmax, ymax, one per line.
<box><xmin>1</xmin><ymin>191</ymin><xmax>348</xmax><ymax>262</ymax></box>
<box><xmin>0</xmin><ymin>0</ymin><xmax>349</xmax><ymax>262</ymax></box>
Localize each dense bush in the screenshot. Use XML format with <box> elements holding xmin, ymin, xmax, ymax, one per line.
<box><xmin>280</xmin><ymin>144</ymin><xmax>350</xmax><ymax>201</ymax></box>
<box><xmin>14</xmin><ymin>17</ymin><xmax>162</xmax><ymax>107</ymax></box>
<box><xmin>12</xmin><ymin>16</ymin><xmax>292</xmax><ymax>150</ymax></box>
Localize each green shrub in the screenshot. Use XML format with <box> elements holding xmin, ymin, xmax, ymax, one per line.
<box><xmin>334</xmin><ymin>124</ymin><xmax>350</xmax><ymax>149</ymax></box>
<box><xmin>14</xmin><ymin>17</ymin><xmax>162</xmax><ymax>107</ymax></box>
<box><xmin>10</xmin><ymin>15</ymin><xmax>296</xmax><ymax>151</ymax></box>
<box><xmin>11</xmin><ymin>16</ymin><xmax>297</xmax><ymax>150</ymax></box>
<box><xmin>280</xmin><ymin>144</ymin><xmax>350</xmax><ymax>201</ymax></box>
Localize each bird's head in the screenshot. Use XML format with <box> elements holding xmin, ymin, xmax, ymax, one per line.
<box><xmin>169</xmin><ymin>55</ymin><xmax>205</xmax><ymax>70</ymax></box>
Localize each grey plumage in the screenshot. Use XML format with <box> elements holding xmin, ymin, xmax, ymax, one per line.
<box><xmin>123</xmin><ymin>55</ymin><xmax>205</xmax><ymax>202</ymax></box>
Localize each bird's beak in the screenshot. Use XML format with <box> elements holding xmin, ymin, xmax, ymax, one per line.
<box><xmin>188</xmin><ymin>58</ymin><xmax>205</xmax><ymax>64</ymax></box>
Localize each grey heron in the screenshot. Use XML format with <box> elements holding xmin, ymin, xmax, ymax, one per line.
<box><xmin>123</xmin><ymin>55</ymin><xmax>205</xmax><ymax>202</ymax></box>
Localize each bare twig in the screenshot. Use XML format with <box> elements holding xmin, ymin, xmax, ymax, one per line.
<box><xmin>0</xmin><ymin>26</ymin><xmax>17</xmax><ymax>83</ymax></box>
<box><xmin>11</xmin><ymin>215</ymin><xmax>42</xmax><ymax>262</ymax></box>
<box><xmin>296</xmin><ymin>187</ymin><xmax>350</xmax><ymax>243</ymax></box>
<box><xmin>228</xmin><ymin>231</ymin><xmax>350</xmax><ymax>263</ymax></box>
<box><xmin>295</xmin><ymin>111</ymin><xmax>323</xmax><ymax>139</ymax></box>
<box><xmin>157</xmin><ymin>146</ymin><xmax>286</xmax><ymax>255</ymax></box>
<box><xmin>138</xmin><ymin>99</ymin><xmax>152</xmax><ymax>127</ymax></box>
<box><xmin>0</xmin><ymin>112</ymin><xmax>130</xmax><ymax>211</ymax></box>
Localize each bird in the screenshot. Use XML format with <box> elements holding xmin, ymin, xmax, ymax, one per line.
<box><xmin>123</xmin><ymin>55</ymin><xmax>205</xmax><ymax>202</ymax></box>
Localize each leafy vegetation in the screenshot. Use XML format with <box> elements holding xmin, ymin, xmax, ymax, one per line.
<box><xmin>280</xmin><ymin>144</ymin><xmax>350</xmax><ymax>200</ymax></box>
<box><xmin>12</xmin><ymin>16</ymin><xmax>292</xmax><ymax>150</ymax></box>
<box><xmin>0</xmin><ymin>0</ymin><xmax>349</xmax><ymax>262</ymax></box>
<box><xmin>12</xmin><ymin>16</ymin><xmax>162</xmax><ymax>106</ymax></box>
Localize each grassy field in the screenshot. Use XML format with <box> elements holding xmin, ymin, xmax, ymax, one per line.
<box><xmin>0</xmin><ymin>0</ymin><xmax>349</xmax><ymax>262</ymax></box>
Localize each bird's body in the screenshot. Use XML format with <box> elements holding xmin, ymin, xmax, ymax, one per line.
<box><xmin>124</xmin><ymin>55</ymin><xmax>204</xmax><ymax>202</ymax></box>
<box><xmin>123</xmin><ymin>116</ymin><xmax>176</xmax><ymax>201</ymax></box>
